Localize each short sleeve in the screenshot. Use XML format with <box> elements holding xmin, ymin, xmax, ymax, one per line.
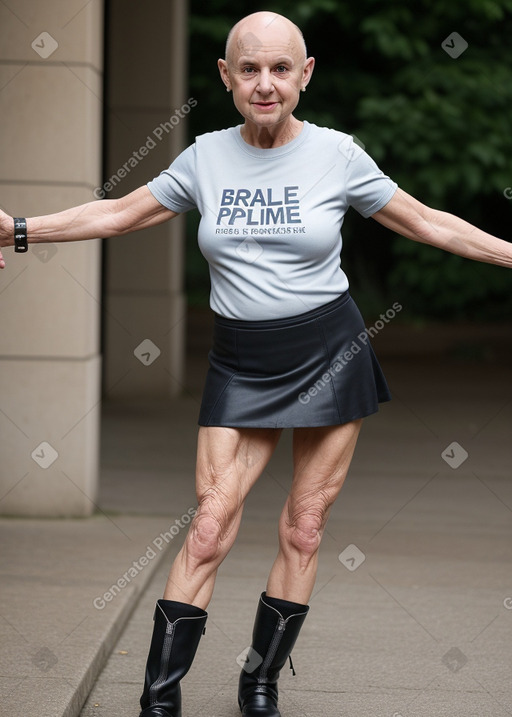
<box><xmin>340</xmin><ymin>136</ymin><xmax>398</xmax><ymax>218</ymax></box>
<box><xmin>147</xmin><ymin>143</ymin><xmax>198</xmax><ymax>213</ymax></box>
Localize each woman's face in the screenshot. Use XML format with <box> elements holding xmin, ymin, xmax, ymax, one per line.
<box><xmin>218</xmin><ymin>18</ymin><xmax>314</xmax><ymax>135</ymax></box>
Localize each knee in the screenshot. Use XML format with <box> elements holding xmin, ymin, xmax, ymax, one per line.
<box><xmin>282</xmin><ymin>509</ymin><xmax>325</xmax><ymax>559</ymax></box>
<box><xmin>187</xmin><ymin>510</ymin><xmax>223</xmax><ymax>564</ymax></box>
<box><xmin>186</xmin><ymin>489</ymin><xmax>238</xmax><ymax>565</ymax></box>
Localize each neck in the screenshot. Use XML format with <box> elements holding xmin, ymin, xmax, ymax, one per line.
<box><xmin>241</xmin><ymin>116</ymin><xmax>303</xmax><ymax>149</ymax></box>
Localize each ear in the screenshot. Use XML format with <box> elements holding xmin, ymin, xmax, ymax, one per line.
<box><xmin>301</xmin><ymin>56</ymin><xmax>315</xmax><ymax>90</ymax></box>
<box><xmin>218</xmin><ymin>58</ymin><xmax>231</xmax><ymax>91</ymax></box>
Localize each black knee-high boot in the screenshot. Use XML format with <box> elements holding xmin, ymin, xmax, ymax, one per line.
<box><xmin>238</xmin><ymin>592</ymin><xmax>309</xmax><ymax>717</ymax></box>
<box><xmin>139</xmin><ymin>599</ymin><xmax>207</xmax><ymax>717</ymax></box>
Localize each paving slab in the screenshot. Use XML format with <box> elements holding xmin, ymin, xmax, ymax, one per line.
<box><xmin>0</xmin><ymin>514</ymin><xmax>188</xmax><ymax>717</ymax></box>
<box><xmin>2</xmin><ymin>318</ymin><xmax>511</xmax><ymax>717</ymax></box>
<box><xmin>78</xmin><ymin>345</ymin><xmax>512</xmax><ymax>717</ymax></box>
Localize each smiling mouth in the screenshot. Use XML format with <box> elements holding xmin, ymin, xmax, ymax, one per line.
<box><xmin>253</xmin><ymin>101</ymin><xmax>278</xmax><ymax>109</ymax></box>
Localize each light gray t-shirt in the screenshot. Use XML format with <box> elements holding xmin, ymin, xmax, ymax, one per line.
<box><xmin>147</xmin><ymin>121</ymin><xmax>397</xmax><ymax>320</ymax></box>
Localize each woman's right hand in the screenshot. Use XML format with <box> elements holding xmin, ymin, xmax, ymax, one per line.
<box><xmin>0</xmin><ymin>208</ymin><xmax>13</xmax><ymax>269</ymax></box>
<box><xmin>0</xmin><ymin>187</ymin><xmax>178</xmax><ymax>270</ymax></box>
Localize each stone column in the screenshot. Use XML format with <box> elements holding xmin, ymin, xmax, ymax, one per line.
<box><xmin>103</xmin><ymin>0</ymin><xmax>189</xmax><ymax>398</ymax></box>
<box><xmin>0</xmin><ymin>0</ymin><xmax>103</xmax><ymax>516</ymax></box>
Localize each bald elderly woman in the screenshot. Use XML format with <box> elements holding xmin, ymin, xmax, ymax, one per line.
<box><xmin>1</xmin><ymin>11</ymin><xmax>511</xmax><ymax>717</ymax></box>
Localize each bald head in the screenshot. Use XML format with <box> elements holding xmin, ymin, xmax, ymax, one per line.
<box><xmin>218</xmin><ymin>11</ymin><xmax>315</xmax><ymax>135</ymax></box>
<box><xmin>225</xmin><ymin>12</ymin><xmax>307</xmax><ymax>67</ymax></box>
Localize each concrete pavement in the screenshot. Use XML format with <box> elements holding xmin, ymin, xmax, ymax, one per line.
<box><xmin>1</xmin><ymin>316</ymin><xmax>512</xmax><ymax>717</ymax></box>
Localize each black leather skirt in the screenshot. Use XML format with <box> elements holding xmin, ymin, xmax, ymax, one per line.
<box><xmin>198</xmin><ymin>292</ymin><xmax>391</xmax><ymax>428</ymax></box>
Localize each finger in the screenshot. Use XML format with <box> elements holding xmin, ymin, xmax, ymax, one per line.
<box><xmin>0</xmin><ymin>250</ymin><xmax>5</xmax><ymax>269</ymax></box>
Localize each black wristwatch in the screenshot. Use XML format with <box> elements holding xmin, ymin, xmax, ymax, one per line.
<box><xmin>14</xmin><ymin>217</ymin><xmax>28</xmax><ymax>253</ymax></box>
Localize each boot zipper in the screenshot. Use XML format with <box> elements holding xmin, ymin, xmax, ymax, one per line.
<box><xmin>257</xmin><ymin>617</ymin><xmax>286</xmax><ymax>684</ymax></box>
<box><xmin>149</xmin><ymin>621</ymin><xmax>175</xmax><ymax>705</ymax></box>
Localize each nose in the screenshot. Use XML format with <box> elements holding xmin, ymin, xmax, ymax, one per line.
<box><xmin>257</xmin><ymin>68</ymin><xmax>274</xmax><ymax>95</ymax></box>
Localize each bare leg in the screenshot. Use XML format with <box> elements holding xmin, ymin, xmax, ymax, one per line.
<box><xmin>266</xmin><ymin>419</ymin><xmax>363</xmax><ymax>604</ymax></box>
<box><xmin>163</xmin><ymin>425</ymin><xmax>282</xmax><ymax>609</ymax></box>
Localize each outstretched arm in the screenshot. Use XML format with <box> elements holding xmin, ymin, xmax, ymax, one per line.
<box><xmin>0</xmin><ymin>186</ymin><xmax>178</xmax><ymax>269</ymax></box>
<box><xmin>372</xmin><ymin>188</ymin><xmax>512</xmax><ymax>268</ymax></box>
